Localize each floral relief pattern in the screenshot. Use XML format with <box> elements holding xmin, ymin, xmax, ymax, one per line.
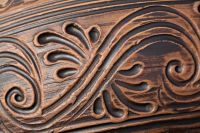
<box><xmin>0</xmin><ymin>0</ymin><xmax>199</xmax><ymax>132</ymax></box>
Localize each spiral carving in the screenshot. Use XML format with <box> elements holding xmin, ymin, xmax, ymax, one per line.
<box><xmin>162</xmin><ymin>36</ymin><xmax>199</xmax><ymax>102</ymax></box>
<box><xmin>0</xmin><ymin>37</ymin><xmax>42</xmax><ymax>132</ymax></box>
<box><xmin>23</xmin><ymin>5</ymin><xmax>200</xmax><ymax>131</ymax></box>
<box><xmin>0</xmin><ymin>1</ymin><xmax>199</xmax><ymax>132</ymax></box>
<box><xmin>3</xmin><ymin>65</ymin><xmax>41</xmax><ymax>114</ymax></box>
<box><xmin>90</xmin><ymin>6</ymin><xmax>200</xmax><ymax>121</ymax></box>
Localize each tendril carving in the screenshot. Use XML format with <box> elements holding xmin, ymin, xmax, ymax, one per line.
<box><xmin>0</xmin><ymin>37</ymin><xmax>42</xmax><ymax>131</ymax></box>
<box><xmin>36</xmin><ymin>23</ymin><xmax>100</xmax><ymax>82</ymax></box>
<box><xmin>91</xmin><ymin>5</ymin><xmax>200</xmax><ymax>121</ymax></box>
<box><xmin>0</xmin><ymin>3</ymin><xmax>199</xmax><ymax>132</ymax></box>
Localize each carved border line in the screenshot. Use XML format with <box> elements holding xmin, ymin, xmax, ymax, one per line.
<box><xmin>65</xmin><ymin>110</ymin><xmax>200</xmax><ymax>133</ymax></box>
<box><xmin>0</xmin><ymin>0</ymin><xmax>196</xmax><ymax>36</ymax></box>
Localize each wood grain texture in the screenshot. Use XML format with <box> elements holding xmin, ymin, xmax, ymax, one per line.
<box><xmin>0</xmin><ymin>0</ymin><xmax>199</xmax><ymax>132</ymax></box>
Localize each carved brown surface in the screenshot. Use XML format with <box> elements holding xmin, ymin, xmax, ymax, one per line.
<box><xmin>0</xmin><ymin>0</ymin><xmax>199</xmax><ymax>132</ymax></box>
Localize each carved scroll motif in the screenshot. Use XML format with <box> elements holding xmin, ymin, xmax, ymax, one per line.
<box><xmin>0</xmin><ymin>0</ymin><xmax>199</xmax><ymax>132</ymax></box>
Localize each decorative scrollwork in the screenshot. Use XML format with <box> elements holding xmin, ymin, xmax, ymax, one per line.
<box><xmin>36</xmin><ymin>23</ymin><xmax>100</xmax><ymax>82</ymax></box>
<box><xmin>91</xmin><ymin>5</ymin><xmax>200</xmax><ymax>122</ymax></box>
<box><xmin>0</xmin><ymin>1</ymin><xmax>199</xmax><ymax>132</ymax></box>
<box><xmin>0</xmin><ymin>37</ymin><xmax>42</xmax><ymax>132</ymax></box>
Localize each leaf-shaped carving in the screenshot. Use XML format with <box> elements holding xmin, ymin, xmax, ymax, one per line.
<box><xmin>1</xmin><ymin>3</ymin><xmax>200</xmax><ymax>132</ymax></box>
<box><xmin>91</xmin><ymin>5</ymin><xmax>200</xmax><ymax>122</ymax></box>
<box><xmin>36</xmin><ymin>24</ymin><xmax>100</xmax><ymax>82</ymax></box>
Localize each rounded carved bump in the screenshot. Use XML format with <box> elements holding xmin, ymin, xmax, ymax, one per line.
<box><xmin>6</xmin><ymin>86</ymin><xmax>26</xmax><ymax>108</ymax></box>
<box><xmin>166</xmin><ymin>59</ymin><xmax>195</xmax><ymax>87</ymax></box>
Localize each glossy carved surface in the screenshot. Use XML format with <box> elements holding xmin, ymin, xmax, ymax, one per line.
<box><xmin>0</xmin><ymin>0</ymin><xmax>199</xmax><ymax>132</ymax></box>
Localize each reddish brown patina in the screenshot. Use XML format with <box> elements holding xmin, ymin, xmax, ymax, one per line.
<box><xmin>0</xmin><ymin>0</ymin><xmax>199</xmax><ymax>132</ymax></box>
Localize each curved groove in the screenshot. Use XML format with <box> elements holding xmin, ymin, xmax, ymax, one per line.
<box><xmin>73</xmin><ymin>34</ymin><xmax>195</xmax><ymax>121</ymax></box>
<box><xmin>65</xmin><ymin>24</ymin><xmax>91</xmax><ymax>50</ymax></box>
<box><xmin>1</xmin><ymin>3</ymin><xmax>198</xmax><ymax>36</ymax></box>
<box><xmin>37</xmin><ymin>32</ymin><xmax>86</xmax><ymax>58</ymax></box>
<box><xmin>69</xmin><ymin>110</ymin><xmax>200</xmax><ymax>133</ymax></box>
<box><xmin>111</xmin><ymin>83</ymin><xmax>152</xmax><ymax>113</ymax></box>
<box><xmin>43</xmin><ymin>54</ymin><xmax>101</xmax><ymax>114</ymax></box>
<box><xmin>64</xmin><ymin>6</ymin><xmax>198</xmax><ymax>119</ymax></box>
<box><xmin>0</xmin><ymin>0</ymin><xmax>194</xmax><ymax>22</ymax></box>
<box><xmin>102</xmin><ymin>90</ymin><xmax>125</xmax><ymax>118</ymax></box>
<box><xmin>0</xmin><ymin>0</ymin><xmax>126</xmax><ymax>25</ymax></box>
<box><xmin>163</xmin><ymin>78</ymin><xmax>200</xmax><ymax>102</ymax></box>
<box><xmin>2</xmin><ymin>6</ymin><xmax>199</xmax><ymax>131</ymax></box>
<box><xmin>42</xmin><ymin>7</ymin><xmax>199</xmax><ymax>127</ymax></box>
<box><xmin>0</xmin><ymin>52</ymin><xmax>32</xmax><ymax>73</ymax></box>
<box><xmin>115</xmin><ymin>80</ymin><xmax>149</xmax><ymax>92</ymax></box>
<box><xmin>141</xmin><ymin>35</ymin><xmax>197</xmax><ymax>88</ymax></box>
<box><xmin>166</xmin><ymin>60</ymin><xmax>190</xmax><ymax>86</ymax></box>
<box><xmin>118</xmin><ymin>63</ymin><xmax>142</xmax><ymax>76</ymax></box>
<box><xmin>41</xmin><ymin>22</ymin><xmax>198</xmax><ymax>130</ymax></box>
<box><xmin>89</xmin><ymin>27</ymin><xmax>100</xmax><ymax>43</ymax></box>
<box><xmin>0</xmin><ymin>34</ymin><xmax>186</xmax><ymax>130</ymax></box>
<box><xmin>0</xmin><ymin>65</ymin><xmax>41</xmax><ymax>114</ymax></box>
<box><xmin>57</xmin><ymin>68</ymin><xmax>77</xmax><ymax>79</ymax></box>
<box><xmin>0</xmin><ymin>0</ymin><xmax>95</xmax><ymax>21</ymax></box>
<box><xmin>93</xmin><ymin>97</ymin><xmax>103</xmax><ymax>115</ymax></box>
<box><xmin>47</xmin><ymin>51</ymin><xmax>81</xmax><ymax>65</ymax></box>
<box><xmin>98</xmin><ymin>6</ymin><xmax>199</xmax><ymax>53</ymax></box>
<box><xmin>0</xmin><ymin>37</ymin><xmax>41</xmax><ymax>79</ymax></box>
<box><xmin>99</xmin><ymin>21</ymin><xmax>197</xmax><ymax>58</ymax></box>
